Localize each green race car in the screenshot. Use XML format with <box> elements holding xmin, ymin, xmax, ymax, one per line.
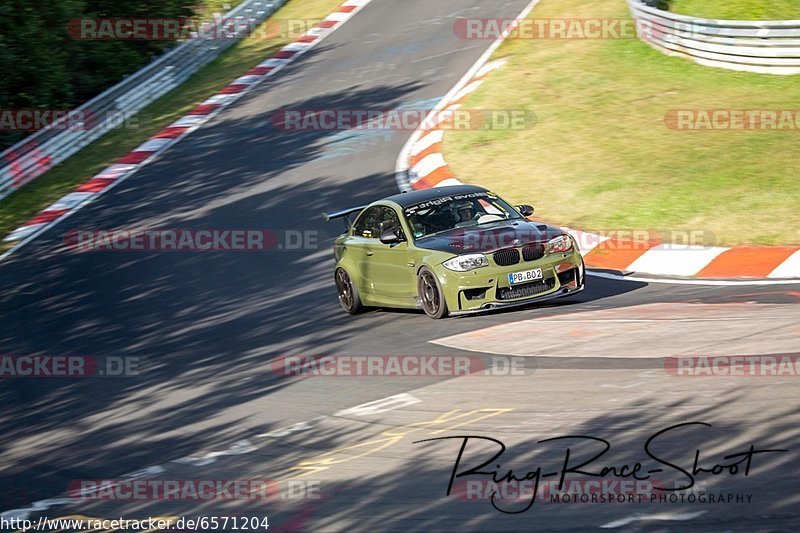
<box><xmin>325</xmin><ymin>185</ymin><xmax>585</xmax><ymax>319</ymax></box>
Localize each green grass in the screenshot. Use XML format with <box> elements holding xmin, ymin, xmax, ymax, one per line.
<box><xmin>196</xmin><ymin>0</ymin><xmax>240</xmax><ymax>18</ymax></box>
<box><xmin>198</xmin><ymin>1</ymin><xmax>242</xmax><ymax>17</ymax></box>
<box><xmin>445</xmin><ymin>0</ymin><xmax>800</xmax><ymax>246</ymax></box>
<box><xmin>669</xmin><ymin>0</ymin><xmax>800</xmax><ymax>20</ymax></box>
<box><xmin>0</xmin><ymin>0</ymin><xmax>342</xmax><ymax>249</ymax></box>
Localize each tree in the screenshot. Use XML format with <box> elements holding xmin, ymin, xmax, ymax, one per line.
<box><xmin>0</xmin><ymin>0</ymin><xmax>200</xmax><ymax>150</ymax></box>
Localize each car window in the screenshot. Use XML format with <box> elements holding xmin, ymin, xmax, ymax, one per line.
<box><xmin>404</xmin><ymin>192</ymin><xmax>522</xmax><ymax>238</ymax></box>
<box><xmin>353</xmin><ymin>207</ymin><xmax>382</xmax><ymax>238</ymax></box>
<box><xmin>354</xmin><ymin>206</ymin><xmax>404</xmax><ymax>239</ymax></box>
<box><xmin>376</xmin><ymin>206</ymin><xmax>404</xmax><ymax>239</ymax></box>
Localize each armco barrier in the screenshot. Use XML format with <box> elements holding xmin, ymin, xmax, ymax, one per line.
<box><xmin>0</xmin><ymin>0</ymin><xmax>288</xmax><ymax>202</ymax></box>
<box><xmin>2</xmin><ymin>0</ymin><xmax>373</xmax><ymax>253</ymax></box>
<box><xmin>628</xmin><ymin>0</ymin><xmax>800</xmax><ymax>75</ymax></box>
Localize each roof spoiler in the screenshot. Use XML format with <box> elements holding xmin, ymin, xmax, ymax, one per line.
<box><xmin>322</xmin><ymin>205</ymin><xmax>366</xmax><ymax>228</ymax></box>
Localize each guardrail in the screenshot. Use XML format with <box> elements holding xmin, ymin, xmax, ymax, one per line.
<box><xmin>628</xmin><ymin>0</ymin><xmax>800</xmax><ymax>75</ymax></box>
<box><xmin>0</xmin><ymin>0</ymin><xmax>287</xmax><ymax>202</ymax></box>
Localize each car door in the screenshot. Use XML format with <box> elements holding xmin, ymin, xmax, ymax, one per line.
<box><xmin>369</xmin><ymin>206</ymin><xmax>416</xmax><ymax>302</ymax></box>
<box><xmin>350</xmin><ymin>206</ymin><xmax>383</xmax><ymax>295</ymax></box>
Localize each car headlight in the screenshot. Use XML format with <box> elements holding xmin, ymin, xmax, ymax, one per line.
<box><xmin>443</xmin><ymin>254</ymin><xmax>489</xmax><ymax>272</ymax></box>
<box><xmin>547</xmin><ymin>234</ymin><xmax>573</xmax><ymax>254</ymax></box>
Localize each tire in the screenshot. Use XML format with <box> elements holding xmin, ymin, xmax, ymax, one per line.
<box><xmin>335</xmin><ymin>268</ymin><xmax>363</xmax><ymax>315</ymax></box>
<box><xmin>418</xmin><ymin>267</ymin><xmax>449</xmax><ymax>319</ymax></box>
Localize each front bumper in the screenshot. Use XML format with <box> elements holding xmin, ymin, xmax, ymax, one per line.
<box><xmin>448</xmin><ymin>284</ymin><xmax>584</xmax><ymax>316</ymax></box>
<box><xmin>435</xmin><ymin>251</ymin><xmax>584</xmax><ymax>314</ymax></box>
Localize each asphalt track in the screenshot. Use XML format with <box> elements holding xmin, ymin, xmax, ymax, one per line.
<box><xmin>0</xmin><ymin>0</ymin><xmax>799</xmax><ymax>530</ymax></box>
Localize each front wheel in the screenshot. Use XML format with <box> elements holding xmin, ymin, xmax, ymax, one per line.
<box><xmin>418</xmin><ymin>267</ymin><xmax>448</xmax><ymax>319</ymax></box>
<box><xmin>335</xmin><ymin>268</ymin><xmax>363</xmax><ymax>315</ymax></box>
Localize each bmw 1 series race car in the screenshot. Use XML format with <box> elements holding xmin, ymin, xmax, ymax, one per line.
<box><xmin>325</xmin><ymin>185</ymin><xmax>585</xmax><ymax>319</ymax></box>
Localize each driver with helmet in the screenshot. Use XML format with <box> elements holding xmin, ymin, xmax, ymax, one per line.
<box><xmin>453</xmin><ymin>200</ymin><xmax>478</xmax><ymax>225</ymax></box>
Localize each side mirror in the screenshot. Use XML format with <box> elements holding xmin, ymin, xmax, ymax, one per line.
<box><xmin>517</xmin><ymin>204</ymin><xmax>534</xmax><ymax>217</ymax></box>
<box><xmin>380</xmin><ymin>229</ymin><xmax>404</xmax><ymax>245</ymax></box>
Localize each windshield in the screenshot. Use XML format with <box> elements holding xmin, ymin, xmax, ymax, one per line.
<box><xmin>404</xmin><ymin>191</ymin><xmax>523</xmax><ymax>239</ymax></box>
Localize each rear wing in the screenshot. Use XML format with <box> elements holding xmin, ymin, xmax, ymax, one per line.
<box><xmin>322</xmin><ymin>205</ymin><xmax>366</xmax><ymax>229</ymax></box>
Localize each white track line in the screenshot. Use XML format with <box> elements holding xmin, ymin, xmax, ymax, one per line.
<box><xmin>601</xmin><ymin>511</ymin><xmax>707</xmax><ymax>528</ymax></box>
<box><xmin>588</xmin><ymin>270</ymin><xmax>800</xmax><ymax>286</ymax></box>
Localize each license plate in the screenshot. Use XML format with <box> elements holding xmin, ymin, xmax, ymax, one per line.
<box><xmin>508</xmin><ymin>268</ymin><xmax>543</xmax><ymax>285</ymax></box>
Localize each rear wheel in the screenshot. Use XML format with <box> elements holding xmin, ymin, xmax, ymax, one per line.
<box><xmin>418</xmin><ymin>267</ymin><xmax>448</xmax><ymax>319</ymax></box>
<box><xmin>335</xmin><ymin>268</ymin><xmax>363</xmax><ymax>315</ymax></box>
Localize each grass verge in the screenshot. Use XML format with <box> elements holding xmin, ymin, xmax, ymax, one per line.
<box><xmin>0</xmin><ymin>0</ymin><xmax>342</xmax><ymax>250</ymax></box>
<box><xmin>669</xmin><ymin>1</ymin><xmax>800</xmax><ymax>20</ymax></box>
<box><xmin>445</xmin><ymin>0</ymin><xmax>800</xmax><ymax>246</ymax></box>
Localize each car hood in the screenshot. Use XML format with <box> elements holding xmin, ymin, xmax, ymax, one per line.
<box><xmin>414</xmin><ymin>220</ymin><xmax>564</xmax><ymax>254</ymax></box>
